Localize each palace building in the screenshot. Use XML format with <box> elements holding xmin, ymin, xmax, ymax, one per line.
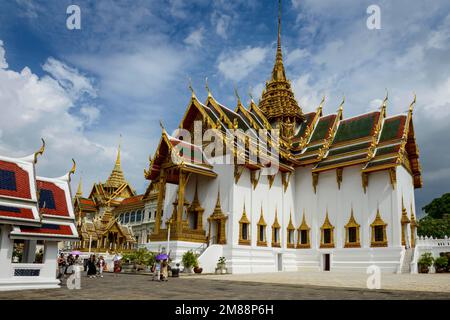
<box><xmin>73</xmin><ymin>145</ymin><xmax>156</xmax><ymax>253</ymax></box>
<box><xmin>143</xmin><ymin>3</ymin><xmax>422</xmax><ymax>274</ymax></box>
<box><xmin>0</xmin><ymin>141</ymin><xmax>79</xmax><ymax>291</ymax></box>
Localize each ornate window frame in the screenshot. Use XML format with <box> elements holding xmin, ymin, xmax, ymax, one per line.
<box><xmin>286</xmin><ymin>213</ymin><xmax>296</xmax><ymax>248</ymax></box>
<box><xmin>297</xmin><ymin>210</ymin><xmax>310</xmax><ymax>249</ymax></box>
<box><xmin>400</xmin><ymin>197</ymin><xmax>410</xmax><ymax>247</ymax></box>
<box><xmin>271</xmin><ymin>209</ymin><xmax>281</xmax><ymax>248</ymax></box>
<box><xmin>410</xmin><ymin>203</ymin><xmax>417</xmax><ymax>248</ymax></box>
<box><xmin>238</xmin><ymin>204</ymin><xmax>251</xmax><ymax>245</ymax></box>
<box><xmin>344</xmin><ymin>208</ymin><xmax>360</xmax><ymax>248</ymax></box>
<box><xmin>370</xmin><ymin>209</ymin><xmax>388</xmax><ymax>247</ymax></box>
<box><xmin>320</xmin><ymin>211</ymin><xmax>335</xmax><ymax>248</ymax></box>
<box><xmin>256</xmin><ymin>207</ymin><xmax>267</xmax><ymax>247</ymax></box>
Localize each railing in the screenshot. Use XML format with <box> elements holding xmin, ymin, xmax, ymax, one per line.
<box><xmin>193</xmin><ymin>236</ymin><xmax>216</xmax><ymax>256</ymax></box>
<box><xmin>416</xmin><ymin>235</ymin><xmax>450</xmax><ymax>247</ymax></box>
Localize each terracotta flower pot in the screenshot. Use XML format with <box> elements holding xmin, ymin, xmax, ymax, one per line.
<box><xmin>194</xmin><ymin>267</ymin><xmax>203</xmax><ymax>274</ymax></box>
<box><xmin>419</xmin><ymin>265</ymin><xmax>429</xmax><ymax>273</ymax></box>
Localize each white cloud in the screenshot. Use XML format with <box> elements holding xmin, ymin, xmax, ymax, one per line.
<box><xmin>213</xmin><ymin>12</ymin><xmax>231</xmax><ymax>39</ymax></box>
<box><xmin>80</xmin><ymin>105</ymin><xmax>101</xmax><ymax>125</ymax></box>
<box><xmin>42</xmin><ymin>57</ymin><xmax>97</xmax><ymax>99</ymax></box>
<box><xmin>184</xmin><ymin>28</ymin><xmax>204</xmax><ymax>48</ymax></box>
<box><xmin>286</xmin><ymin>48</ymin><xmax>309</xmax><ymax>66</ymax></box>
<box><xmin>218</xmin><ymin>46</ymin><xmax>269</xmax><ymax>81</ymax></box>
<box><xmin>0</xmin><ymin>40</ymin><xmax>113</xmax><ymax>193</ymax></box>
<box><xmin>0</xmin><ymin>40</ymin><xmax>7</xmax><ymax>69</ymax></box>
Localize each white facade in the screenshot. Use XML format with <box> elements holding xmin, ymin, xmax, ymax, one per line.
<box><xmin>146</xmin><ymin>158</ymin><xmax>418</xmax><ymax>274</ymax></box>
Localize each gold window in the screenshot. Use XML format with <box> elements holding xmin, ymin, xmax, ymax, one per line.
<box><xmin>257</xmin><ymin>207</ymin><xmax>267</xmax><ymax>247</ymax></box>
<box><xmin>239</xmin><ymin>204</ymin><xmax>251</xmax><ymax>245</ymax></box>
<box><xmin>320</xmin><ymin>211</ymin><xmax>335</xmax><ymax>248</ymax></box>
<box><xmin>370</xmin><ymin>209</ymin><xmax>388</xmax><ymax>247</ymax></box>
<box><xmin>344</xmin><ymin>209</ymin><xmax>360</xmax><ymax>248</ymax></box>
<box><xmin>297</xmin><ymin>210</ymin><xmax>310</xmax><ymax>249</ymax></box>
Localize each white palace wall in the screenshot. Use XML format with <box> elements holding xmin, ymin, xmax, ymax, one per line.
<box><xmin>150</xmin><ymin>161</ymin><xmax>418</xmax><ymax>274</ymax></box>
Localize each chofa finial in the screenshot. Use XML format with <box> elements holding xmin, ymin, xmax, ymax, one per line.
<box><xmin>68</xmin><ymin>158</ymin><xmax>76</xmax><ymax>182</ymax></box>
<box><xmin>34</xmin><ymin>138</ymin><xmax>46</xmax><ymax>164</ymax></box>
<box><xmin>205</xmin><ymin>77</ymin><xmax>212</xmax><ymax>98</ymax></box>
<box><xmin>409</xmin><ymin>92</ymin><xmax>417</xmax><ymax>113</ymax></box>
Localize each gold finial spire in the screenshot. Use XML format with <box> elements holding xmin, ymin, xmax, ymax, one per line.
<box><xmin>76</xmin><ymin>176</ymin><xmax>83</xmax><ymax>198</ymax></box>
<box><xmin>34</xmin><ymin>138</ymin><xmax>46</xmax><ymax>164</ymax></box>
<box><xmin>409</xmin><ymin>92</ymin><xmax>417</xmax><ymax>113</ymax></box>
<box><xmin>106</xmin><ymin>136</ymin><xmax>127</xmax><ymax>188</ymax></box>
<box><xmin>234</xmin><ymin>86</ymin><xmax>241</xmax><ymax>104</ymax></box>
<box><xmin>380</xmin><ymin>89</ymin><xmax>388</xmax><ymax>117</ymax></box>
<box><xmin>205</xmin><ymin>77</ymin><xmax>212</xmax><ymax>98</ymax></box>
<box><xmin>188</xmin><ymin>77</ymin><xmax>196</xmax><ymax>99</ymax></box>
<box><xmin>272</xmin><ymin>0</ymin><xmax>286</xmax><ymax>81</ymax></box>
<box><xmin>68</xmin><ymin>158</ymin><xmax>76</xmax><ymax>182</ymax></box>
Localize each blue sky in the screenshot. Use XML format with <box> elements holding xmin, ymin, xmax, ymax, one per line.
<box><xmin>0</xmin><ymin>0</ymin><xmax>450</xmax><ymax>215</ymax></box>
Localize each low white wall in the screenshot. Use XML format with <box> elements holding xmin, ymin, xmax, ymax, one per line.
<box><xmin>411</xmin><ymin>236</ymin><xmax>450</xmax><ymax>273</ymax></box>
<box><xmin>198</xmin><ymin>245</ymin><xmax>223</xmax><ymax>274</ymax></box>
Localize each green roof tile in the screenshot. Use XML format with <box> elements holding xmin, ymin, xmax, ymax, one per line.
<box><xmin>333</xmin><ymin>112</ymin><xmax>380</xmax><ymax>144</ymax></box>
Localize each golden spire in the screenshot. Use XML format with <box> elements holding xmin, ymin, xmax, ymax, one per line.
<box><xmin>272</xmin><ymin>0</ymin><xmax>286</xmax><ymax>81</ymax></box>
<box><xmin>105</xmin><ymin>137</ymin><xmax>127</xmax><ymax>188</ymax></box>
<box><xmin>76</xmin><ymin>176</ymin><xmax>83</xmax><ymax>198</ymax></box>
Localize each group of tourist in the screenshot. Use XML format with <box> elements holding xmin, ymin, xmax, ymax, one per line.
<box><xmin>57</xmin><ymin>253</ymin><xmax>82</xmax><ymax>279</ymax></box>
<box><xmin>57</xmin><ymin>253</ymin><xmax>123</xmax><ymax>280</ymax></box>
<box><xmin>86</xmin><ymin>254</ymin><xmax>107</xmax><ymax>278</ymax></box>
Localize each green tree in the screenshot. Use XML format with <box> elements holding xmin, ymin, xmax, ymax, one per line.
<box><xmin>422</xmin><ymin>193</ymin><xmax>450</xmax><ymax>219</ymax></box>
<box><xmin>418</xmin><ymin>215</ymin><xmax>450</xmax><ymax>238</ymax></box>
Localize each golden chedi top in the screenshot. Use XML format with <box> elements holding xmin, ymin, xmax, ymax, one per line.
<box><xmin>105</xmin><ymin>144</ymin><xmax>127</xmax><ymax>188</ymax></box>
<box><xmin>258</xmin><ymin>0</ymin><xmax>304</xmax><ymax>139</ymax></box>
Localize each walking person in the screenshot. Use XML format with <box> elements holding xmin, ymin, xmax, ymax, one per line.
<box><xmin>57</xmin><ymin>253</ymin><xmax>66</xmax><ymax>280</ymax></box>
<box><xmin>113</xmin><ymin>254</ymin><xmax>121</xmax><ymax>277</ymax></box>
<box><xmin>161</xmin><ymin>259</ymin><xmax>169</xmax><ymax>282</ymax></box>
<box><xmin>97</xmin><ymin>256</ymin><xmax>105</xmax><ymax>278</ymax></box>
<box><xmin>152</xmin><ymin>259</ymin><xmax>161</xmax><ymax>281</ymax></box>
<box><xmin>87</xmin><ymin>254</ymin><xmax>97</xmax><ymax>278</ymax></box>
<box><xmin>66</xmin><ymin>253</ymin><xmax>75</xmax><ymax>275</ymax></box>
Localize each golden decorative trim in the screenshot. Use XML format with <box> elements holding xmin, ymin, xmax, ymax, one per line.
<box><xmin>370</xmin><ymin>208</ymin><xmax>388</xmax><ymax>247</ymax></box>
<box><xmin>287</xmin><ymin>212</ymin><xmax>296</xmax><ymax>248</ymax></box>
<box><xmin>312</xmin><ymin>172</ymin><xmax>319</xmax><ymax>194</ymax></box>
<box><xmin>320</xmin><ymin>210</ymin><xmax>335</xmax><ymax>248</ymax></box>
<box><xmin>239</xmin><ymin>204</ymin><xmax>251</xmax><ymax>245</ymax></box>
<box><xmin>33</xmin><ymin>138</ymin><xmax>46</xmax><ymax>164</ymax></box>
<box><xmin>344</xmin><ymin>208</ymin><xmax>361</xmax><ymax>248</ymax></box>
<box><xmin>336</xmin><ymin>168</ymin><xmax>343</xmax><ymax>189</ymax></box>
<box><xmin>410</xmin><ymin>202</ymin><xmax>417</xmax><ymax>248</ymax></box>
<box><xmin>257</xmin><ymin>206</ymin><xmax>267</xmax><ymax>247</ymax></box>
<box><xmin>281</xmin><ymin>172</ymin><xmax>292</xmax><ymax>192</ymax></box>
<box><xmin>400</xmin><ymin>197</ymin><xmax>410</xmax><ymax>246</ymax></box>
<box><xmin>297</xmin><ymin>210</ymin><xmax>310</xmax><ymax>249</ymax></box>
<box><xmin>267</xmin><ymin>174</ymin><xmax>276</xmax><ymax>189</ymax></box>
<box><xmin>389</xmin><ymin>167</ymin><xmax>396</xmax><ymax>189</ymax></box>
<box><xmin>362</xmin><ymin>172</ymin><xmax>369</xmax><ymax>194</ymax></box>
<box><xmin>250</xmin><ymin>170</ymin><xmax>261</xmax><ymax>190</ymax></box>
<box><xmin>234</xmin><ymin>165</ymin><xmax>244</xmax><ymax>184</ymax></box>
<box><xmin>271</xmin><ymin>208</ymin><xmax>281</xmax><ymax>247</ymax></box>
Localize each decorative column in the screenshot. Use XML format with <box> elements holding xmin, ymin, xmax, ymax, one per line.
<box><xmin>154</xmin><ymin>171</ymin><xmax>167</xmax><ymax>234</ymax></box>
<box><xmin>176</xmin><ymin>170</ymin><xmax>188</xmax><ymax>234</ymax></box>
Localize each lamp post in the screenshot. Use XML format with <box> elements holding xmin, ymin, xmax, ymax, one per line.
<box><xmin>166</xmin><ymin>218</ymin><xmax>172</xmax><ymax>254</ymax></box>
<box><xmin>88</xmin><ymin>235</ymin><xmax>92</xmax><ymax>255</ymax></box>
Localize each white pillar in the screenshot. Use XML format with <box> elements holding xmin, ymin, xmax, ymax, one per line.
<box><xmin>0</xmin><ymin>225</ymin><xmax>12</xmax><ymax>278</ymax></box>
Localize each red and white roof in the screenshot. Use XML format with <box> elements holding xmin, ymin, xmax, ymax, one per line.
<box><xmin>0</xmin><ymin>151</ymin><xmax>78</xmax><ymax>241</ymax></box>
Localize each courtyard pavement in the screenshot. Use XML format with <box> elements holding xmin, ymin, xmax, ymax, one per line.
<box><xmin>0</xmin><ymin>272</ymin><xmax>449</xmax><ymax>300</ymax></box>
<box><xmin>196</xmin><ymin>270</ymin><xmax>450</xmax><ymax>293</ymax></box>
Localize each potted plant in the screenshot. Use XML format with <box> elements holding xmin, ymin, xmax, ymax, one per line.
<box><xmin>171</xmin><ymin>263</ymin><xmax>181</xmax><ymax>277</ymax></box>
<box><xmin>194</xmin><ymin>264</ymin><xmax>203</xmax><ymax>274</ymax></box>
<box><xmin>434</xmin><ymin>256</ymin><xmax>448</xmax><ymax>273</ymax></box>
<box><xmin>215</xmin><ymin>256</ymin><xmax>227</xmax><ymax>274</ymax></box>
<box><xmin>182</xmin><ymin>250</ymin><xmax>198</xmax><ymax>273</ymax></box>
<box><xmin>418</xmin><ymin>252</ymin><xmax>434</xmax><ymax>273</ymax></box>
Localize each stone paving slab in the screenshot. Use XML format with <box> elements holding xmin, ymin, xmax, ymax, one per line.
<box><xmin>196</xmin><ymin>270</ymin><xmax>450</xmax><ymax>293</ymax></box>
<box><xmin>0</xmin><ymin>273</ymin><xmax>449</xmax><ymax>300</ymax></box>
